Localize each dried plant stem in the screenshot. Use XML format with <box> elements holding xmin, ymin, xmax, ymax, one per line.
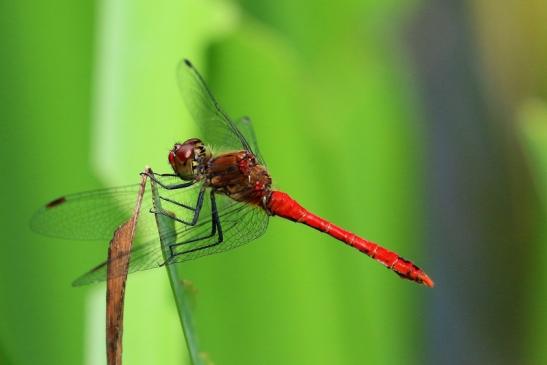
<box><xmin>106</xmin><ymin>171</ymin><xmax>148</xmax><ymax>365</ymax></box>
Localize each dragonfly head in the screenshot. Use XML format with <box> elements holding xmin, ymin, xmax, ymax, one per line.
<box><xmin>169</xmin><ymin>138</ymin><xmax>210</xmax><ymax>180</ymax></box>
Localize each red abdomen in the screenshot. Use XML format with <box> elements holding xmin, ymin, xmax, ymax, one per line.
<box><xmin>267</xmin><ymin>191</ymin><xmax>434</xmax><ymax>287</ymax></box>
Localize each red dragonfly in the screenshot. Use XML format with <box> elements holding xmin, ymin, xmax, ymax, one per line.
<box><xmin>32</xmin><ymin>59</ymin><xmax>433</xmax><ymax>288</ymax></box>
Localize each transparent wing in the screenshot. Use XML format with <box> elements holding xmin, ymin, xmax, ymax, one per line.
<box><xmin>235</xmin><ymin>116</ymin><xmax>266</xmax><ymax>165</ymax></box>
<box><xmin>177</xmin><ymin>59</ymin><xmax>255</xmax><ymax>154</ymax></box>
<box><xmin>31</xmin><ymin>175</ymin><xmax>202</xmax><ymax>243</ymax></box>
<box><xmin>73</xmin><ymin>193</ymin><xmax>269</xmax><ymax>286</ymax></box>
<box><xmin>33</xmin><ymin>175</ymin><xmax>270</xmax><ymax>286</ymax></box>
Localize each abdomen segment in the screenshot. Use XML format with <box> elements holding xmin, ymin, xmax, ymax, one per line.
<box><xmin>267</xmin><ymin>191</ymin><xmax>434</xmax><ymax>287</ymax></box>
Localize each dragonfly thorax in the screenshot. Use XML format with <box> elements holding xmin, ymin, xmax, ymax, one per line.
<box><xmin>168</xmin><ymin>138</ymin><xmax>211</xmax><ymax>180</ymax></box>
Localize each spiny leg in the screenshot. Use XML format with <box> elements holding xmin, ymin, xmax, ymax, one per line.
<box><xmin>141</xmin><ymin>171</ymin><xmax>195</xmax><ymax>190</ymax></box>
<box><xmin>164</xmin><ymin>190</ymin><xmax>224</xmax><ymax>264</ymax></box>
<box><xmin>159</xmin><ymin>196</ymin><xmax>195</xmax><ymax>211</ymax></box>
<box><xmin>151</xmin><ymin>185</ymin><xmax>207</xmax><ymax>226</ymax></box>
<box><xmin>152</xmin><ymin>172</ymin><xmax>178</xmax><ymax>177</ymax></box>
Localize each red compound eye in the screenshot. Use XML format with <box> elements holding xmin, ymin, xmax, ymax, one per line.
<box><xmin>168</xmin><ymin>150</ymin><xmax>176</xmax><ymax>166</ymax></box>
<box><xmin>175</xmin><ymin>143</ymin><xmax>194</xmax><ymax>162</ymax></box>
<box><xmin>168</xmin><ymin>139</ymin><xmax>204</xmax><ymax>180</ymax></box>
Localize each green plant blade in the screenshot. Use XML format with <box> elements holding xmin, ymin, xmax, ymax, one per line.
<box><xmin>150</xmin><ymin>174</ymin><xmax>203</xmax><ymax>365</ymax></box>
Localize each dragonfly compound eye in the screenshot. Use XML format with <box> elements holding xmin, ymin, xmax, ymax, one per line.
<box><xmin>169</xmin><ymin>138</ymin><xmax>208</xmax><ymax>180</ymax></box>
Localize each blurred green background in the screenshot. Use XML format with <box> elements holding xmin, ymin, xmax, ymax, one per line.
<box><xmin>1</xmin><ymin>0</ymin><xmax>547</xmax><ymax>364</ymax></box>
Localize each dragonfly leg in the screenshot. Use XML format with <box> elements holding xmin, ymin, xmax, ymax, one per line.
<box><xmin>159</xmin><ymin>196</ymin><xmax>195</xmax><ymax>211</ymax></box>
<box><xmin>167</xmin><ymin>190</ymin><xmax>224</xmax><ymax>260</ymax></box>
<box><xmin>141</xmin><ymin>171</ymin><xmax>178</xmax><ymax>178</ymax></box>
<box><xmin>141</xmin><ymin>171</ymin><xmax>194</xmax><ymax>190</ymax></box>
<box><xmin>151</xmin><ymin>185</ymin><xmax>207</xmax><ymax>226</ymax></box>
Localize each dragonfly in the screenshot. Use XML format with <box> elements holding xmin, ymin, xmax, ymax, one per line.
<box><xmin>32</xmin><ymin>59</ymin><xmax>434</xmax><ymax>288</ymax></box>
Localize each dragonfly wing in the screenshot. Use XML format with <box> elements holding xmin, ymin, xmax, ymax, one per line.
<box><xmin>170</xmin><ymin>194</ymin><xmax>269</xmax><ymax>261</ymax></box>
<box><xmin>177</xmin><ymin>59</ymin><xmax>255</xmax><ymax>154</ymax></box>
<box><xmin>235</xmin><ymin>116</ymin><xmax>266</xmax><ymax>165</ymax></box>
<box><xmin>31</xmin><ymin>176</ymin><xmax>203</xmax><ymax>242</ymax></box>
<box><xmin>73</xmin><ymin>192</ymin><xmax>269</xmax><ymax>285</ymax></box>
<box><xmin>72</xmin><ymin>240</ymin><xmax>164</xmax><ymax>286</ymax></box>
